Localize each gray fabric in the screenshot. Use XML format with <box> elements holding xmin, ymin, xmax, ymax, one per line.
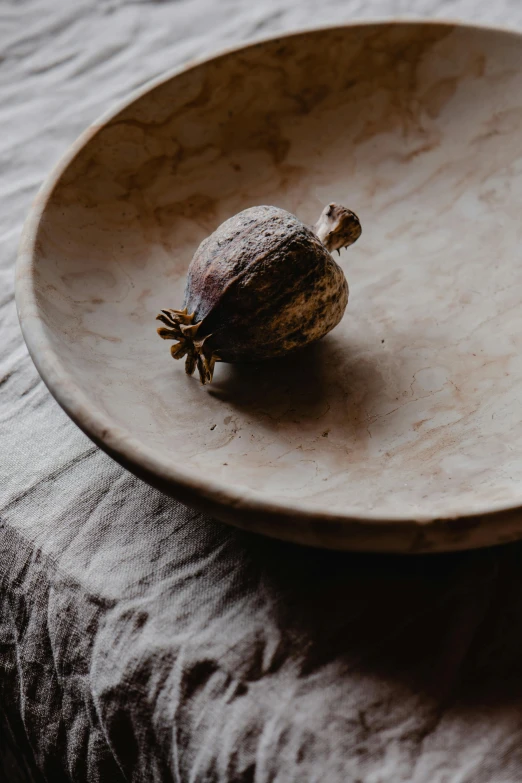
<box><xmin>3</xmin><ymin>1</ymin><xmax>522</xmax><ymax>781</ymax></box>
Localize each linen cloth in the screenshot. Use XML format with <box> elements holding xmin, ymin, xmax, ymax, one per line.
<box><xmin>3</xmin><ymin>1</ymin><xmax>522</xmax><ymax>781</ymax></box>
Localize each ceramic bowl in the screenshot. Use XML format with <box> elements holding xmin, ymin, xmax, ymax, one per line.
<box><xmin>17</xmin><ymin>21</ymin><xmax>522</xmax><ymax>552</ymax></box>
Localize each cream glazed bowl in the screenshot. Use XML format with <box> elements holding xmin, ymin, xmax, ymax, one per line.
<box><xmin>16</xmin><ymin>21</ymin><xmax>522</xmax><ymax>552</ymax></box>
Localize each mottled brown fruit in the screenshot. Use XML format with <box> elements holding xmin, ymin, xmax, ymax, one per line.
<box><xmin>156</xmin><ymin>203</ymin><xmax>361</xmax><ymax>384</ymax></box>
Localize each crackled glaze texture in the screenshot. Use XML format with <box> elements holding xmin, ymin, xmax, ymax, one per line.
<box><xmin>17</xmin><ymin>22</ymin><xmax>522</xmax><ymax>550</ymax></box>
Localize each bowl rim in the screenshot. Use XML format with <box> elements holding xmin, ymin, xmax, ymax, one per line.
<box><xmin>15</xmin><ymin>17</ymin><xmax>522</xmax><ymax>540</ymax></box>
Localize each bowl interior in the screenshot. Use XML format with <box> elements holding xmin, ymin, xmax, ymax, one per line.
<box><xmin>28</xmin><ymin>22</ymin><xmax>522</xmax><ymax>521</ymax></box>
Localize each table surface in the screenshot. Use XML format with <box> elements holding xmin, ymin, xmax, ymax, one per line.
<box><xmin>4</xmin><ymin>1</ymin><xmax>522</xmax><ymax>781</ymax></box>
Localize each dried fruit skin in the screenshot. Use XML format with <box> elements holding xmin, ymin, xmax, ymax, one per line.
<box><xmin>157</xmin><ymin>204</ymin><xmax>361</xmax><ymax>384</ymax></box>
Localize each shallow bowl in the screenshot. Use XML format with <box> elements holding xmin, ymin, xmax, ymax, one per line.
<box><xmin>17</xmin><ymin>21</ymin><xmax>522</xmax><ymax>552</ymax></box>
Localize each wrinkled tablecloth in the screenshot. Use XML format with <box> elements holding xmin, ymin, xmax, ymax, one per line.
<box><xmin>3</xmin><ymin>1</ymin><xmax>522</xmax><ymax>781</ymax></box>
